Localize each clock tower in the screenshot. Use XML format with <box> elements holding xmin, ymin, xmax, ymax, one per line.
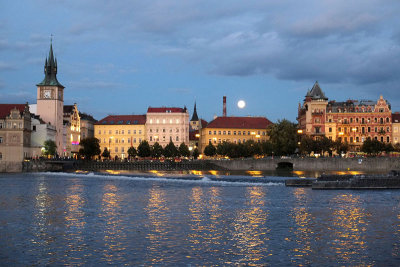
<box><xmin>36</xmin><ymin>41</ymin><xmax>65</xmax><ymax>156</ymax></box>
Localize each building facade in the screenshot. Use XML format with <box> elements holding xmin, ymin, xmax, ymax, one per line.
<box><xmin>392</xmin><ymin>113</ymin><xmax>400</xmax><ymax>145</ymax></box>
<box><xmin>200</xmin><ymin>116</ymin><xmax>273</xmax><ymax>153</ymax></box>
<box><xmin>63</xmin><ymin>104</ymin><xmax>81</xmax><ymax>157</ymax></box>
<box><xmin>146</xmin><ymin>107</ymin><xmax>189</xmax><ymax>147</ymax></box>
<box><xmin>188</xmin><ymin>102</ymin><xmax>207</xmax><ymax>152</ymax></box>
<box><xmin>30</xmin><ymin>114</ymin><xmax>57</xmax><ymax>158</ymax></box>
<box><xmin>298</xmin><ymin>82</ymin><xmax>393</xmax><ymax>150</ymax></box>
<box><xmin>95</xmin><ymin>115</ymin><xmax>146</xmax><ymax>159</ymax></box>
<box><xmin>80</xmin><ymin>112</ymin><xmax>96</xmax><ymax>140</ymax></box>
<box><xmin>0</xmin><ymin>104</ymin><xmax>32</xmax><ymax>162</ymax></box>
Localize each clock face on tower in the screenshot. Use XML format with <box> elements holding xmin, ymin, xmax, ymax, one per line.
<box><xmin>43</xmin><ymin>90</ymin><xmax>51</xmax><ymax>99</ymax></box>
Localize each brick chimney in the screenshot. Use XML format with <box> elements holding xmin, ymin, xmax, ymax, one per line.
<box><xmin>223</xmin><ymin>96</ymin><xmax>227</xmax><ymax>117</ymax></box>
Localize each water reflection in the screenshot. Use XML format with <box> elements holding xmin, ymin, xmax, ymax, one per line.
<box><xmin>100</xmin><ymin>183</ymin><xmax>126</xmax><ymax>263</ymax></box>
<box><xmin>289</xmin><ymin>188</ymin><xmax>314</xmax><ymax>265</ymax></box>
<box><xmin>329</xmin><ymin>193</ymin><xmax>370</xmax><ymax>265</ymax></box>
<box><xmin>64</xmin><ymin>180</ymin><xmax>87</xmax><ymax>265</ymax></box>
<box><xmin>33</xmin><ymin>178</ymin><xmax>52</xmax><ymax>246</ymax></box>
<box><xmin>231</xmin><ymin>186</ymin><xmax>269</xmax><ymax>265</ymax></box>
<box><xmin>145</xmin><ymin>185</ymin><xmax>170</xmax><ymax>264</ymax></box>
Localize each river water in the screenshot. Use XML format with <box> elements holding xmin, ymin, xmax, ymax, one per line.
<box><xmin>1</xmin><ymin>171</ymin><xmax>400</xmax><ymax>266</ymax></box>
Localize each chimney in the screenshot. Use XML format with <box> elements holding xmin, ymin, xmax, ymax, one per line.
<box><xmin>223</xmin><ymin>96</ymin><xmax>227</xmax><ymax>117</ymax></box>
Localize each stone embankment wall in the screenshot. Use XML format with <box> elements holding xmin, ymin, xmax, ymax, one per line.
<box><xmin>0</xmin><ymin>161</ymin><xmax>23</xmax><ymax>172</ymax></box>
<box><xmin>211</xmin><ymin>157</ymin><xmax>400</xmax><ymax>172</ymax></box>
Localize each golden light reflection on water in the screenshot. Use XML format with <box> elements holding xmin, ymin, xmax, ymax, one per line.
<box><xmin>100</xmin><ymin>184</ymin><xmax>126</xmax><ymax>262</ymax></box>
<box><xmin>290</xmin><ymin>188</ymin><xmax>314</xmax><ymax>265</ymax></box>
<box><xmin>105</xmin><ymin>170</ymin><xmax>121</xmax><ymax>175</ymax></box>
<box><xmin>232</xmin><ymin>187</ymin><xmax>270</xmax><ymax>265</ymax></box>
<box><xmin>187</xmin><ymin>186</ymin><xmax>223</xmax><ymax>258</ymax></box>
<box><xmin>33</xmin><ymin>179</ymin><xmax>51</xmax><ymax>246</ymax></box>
<box><xmin>149</xmin><ymin>170</ymin><xmax>164</xmax><ymax>176</ymax></box>
<box><xmin>145</xmin><ymin>185</ymin><xmax>170</xmax><ymax>264</ymax></box>
<box><xmin>330</xmin><ymin>193</ymin><xmax>369</xmax><ymax>264</ymax></box>
<box><xmin>246</xmin><ymin>170</ymin><xmax>263</xmax><ymax>177</ymax></box>
<box><xmin>65</xmin><ymin>181</ymin><xmax>86</xmax><ymax>229</ymax></box>
<box><xmin>190</xmin><ymin>170</ymin><xmax>203</xmax><ymax>176</ymax></box>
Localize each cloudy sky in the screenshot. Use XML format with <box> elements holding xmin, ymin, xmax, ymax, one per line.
<box><xmin>1</xmin><ymin>0</ymin><xmax>400</xmax><ymax>122</ymax></box>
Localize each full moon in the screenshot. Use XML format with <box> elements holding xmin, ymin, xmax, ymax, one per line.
<box><xmin>237</xmin><ymin>100</ymin><xmax>246</xmax><ymax>109</ymax></box>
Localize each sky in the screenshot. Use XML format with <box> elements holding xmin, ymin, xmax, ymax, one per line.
<box><xmin>1</xmin><ymin>1</ymin><xmax>400</xmax><ymax>123</ymax></box>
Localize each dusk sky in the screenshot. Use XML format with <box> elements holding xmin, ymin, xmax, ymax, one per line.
<box><xmin>1</xmin><ymin>1</ymin><xmax>400</xmax><ymax>122</ymax></box>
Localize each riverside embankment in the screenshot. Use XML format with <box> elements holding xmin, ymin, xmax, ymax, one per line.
<box><xmin>14</xmin><ymin>157</ymin><xmax>400</xmax><ymax>173</ymax></box>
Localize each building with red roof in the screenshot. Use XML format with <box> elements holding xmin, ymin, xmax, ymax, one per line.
<box><xmin>146</xmin><ymin>106</ymin><xmax>189</xmax><ymax>147</ymax></box>
<box><xmin>200</xmin><ymin>116</ymin><xmax>273</xmax><ymax>152</ymax></box>
<box><xmin>94</xmin><ymin>114</ymin><xmax>147</xmax><ymax>159</ymax></box>
<box><xmin>0</xmin><ymin>103</ymin><xmax>32</xmax><ymax>165</ymax></box>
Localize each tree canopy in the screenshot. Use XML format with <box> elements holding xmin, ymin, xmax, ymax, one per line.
<box><xmin>151</xmin><ymin>142</ymin><xmax>164</xmax><ymax>158</ymax></box>
<box><xmin>43</xmin><ymin>139</ymin><xmax>57</xmax><ymax>157</ymax></box>
<box><xmin>204</xmin><ymin>142</ymin><xmax>216</xmax><ymax>157</ymax></box>
<box><xmin>267</xmin><ymin>119</ymin><xmax>297</xmax><ymax>156</ymax></box>
<box><xmin>164</xmin><ymin>140</ymin><xmax>178</xmax><ymax>158</ymax></box>
<box><xmin>137</xmin><ymin>140</ymin><xmax>151</xmax><ymax>157</ymax></box>
<box><xmin>79</xmin><ymin>137</ymin><xmax>101</xmax><ymax>159</ymax></box>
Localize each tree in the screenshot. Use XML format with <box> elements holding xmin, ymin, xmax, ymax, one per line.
<box><xmin>361</xmin><ymin>138</ymin><xmax>385</xmax><ymax>156</ymax></box>
<box><xmin>137</xmin><ymin>140</ymin><xmax>151</xmax><ymax>157</ymax></box>
<box><xmin>192</xmin><ymin>148</ymin><xmax>200</xmax><ymax>159</ymax></box>
<box><xmin>164</xmin><ymin>140</ymin><xmax>178</xmax><ymax>158</ymax></box>
<box><xmin>261</xmin><ymin>141</ymin><xmax>274</xmax><ymax>156</ymax></box>
<box><xmin>178</xmin><ymin>142</ymin><xmax>190</xmax><ymax>157</ymax></box>
<box><xmin>204</xmin><ymin>142</ymin><xmax>216</xmax><ymax>157</ymax></box>
<box><xmin>127</xmin><ymin>146</ymin><xmax>137</xmax><ymax>159</ymax></box>
<box><xmin>101</xmin><ymin>147</ymin><xmax>110</xmax><ymax>159</ymax></box>
<box><xmin>79</xmin><ymin>137</ymin><xmax>101</xmax><ymax>160</ymax></box>
<box><xmin>151</xmin><ymin>142</ymin><xmax>163</xmax><ymax>158</ymax></box>
<box><xmin>299</xmin><ymin>135</ymin><xmax>315</xmax><ymax>155</ymax></box>
<box><xmin>267</xmin><ymin>119</ymin><xmax>297</xmax><ymax>156</ymax></box>
<box><xmin>43</xmin><ymin>139</ymin><xmax>57</xmax><ymax>157</ymax></box>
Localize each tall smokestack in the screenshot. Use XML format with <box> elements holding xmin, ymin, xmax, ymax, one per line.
<box><xmin>223</xmin><ymin>96</ymin><xmax>227</xmax><ymax>117</ymax></box>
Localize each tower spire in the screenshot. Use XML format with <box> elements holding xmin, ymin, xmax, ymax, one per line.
<box><xmin>37</xmin><ymin>38</ymin><xmax>64</xmax><ymax>88</ymax></box>
<box><xmin>191</xmin><ymin>102</ymin><xmax>199</xmax><ymax>121</ymax></box>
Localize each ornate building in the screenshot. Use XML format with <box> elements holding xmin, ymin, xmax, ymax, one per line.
<box><xmin>298</xmin><ymin>82</ymin><xmax>392</xmax><ymax>149</ymax></box>
<box><xmin>189</xmin><ymin>102</ymin><xmax>207</xmax><ymax>152</ymax></box>
<box><xmin>0</xmin><ymin>104</ymin><xmax>32</xmax><ymax>163</ymax></box>
<box><xmin>36</xmin><ymin>42</ymin><xmax>65</xmax><ymax>156</ymax></box>
<box><xmin>63</xmin><ymin>104</ymin><xmax>81</xmax><ymax>157</ymax></box>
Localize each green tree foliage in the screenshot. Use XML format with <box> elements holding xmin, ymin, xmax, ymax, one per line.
<box><xmin>361</xmin><ymin>138</ymin><xmax>386</xmax><ymax>155</ymax></box>
<box><xmin>164</xmin><ymin>140</ymin><xmax>178</xmax><ymax>158</ymax></box>
<box><xmin>79</xmin><ymin>137</ymin><xmax>101</xmax><ymax>160</ymax></box>
<box><xmin>204</xmin><ymin>142</ymin><xmax>216</xmax><ymax>157</ymax></box>
<box><xmin>43</xmin><ymin>139</ymin><xmax>57</xmax><ymax>157</ymax></box>
<box><xmin>151</xmin><ymin>142</ymin><xmax>163</xmax><ymax>158</ymax></box>
<box><xmin>333</xmin><ymin>140</ymin><xmax>349</xmax><ymax>155</ymax></box>
<box><xmin>192</xmin><ymin>148</ymin><xmax>200</xmax><ymax>159</ymax></box>
<box><xmin>127</xmin><ymin>146</ymin><xmax>137</xmax><ymax>159</ymax></box>
<box><xmin>267</xmin><ymin>119</ymin><xmax>297</xmax><ymax>156</ymax></box>
<box><xmin>261</xmin><ymin>141</ymin><xmax>274</xmax><ymax>156</ymax></box>
<box><xmin>178</xmin><ymin>142</ymin><xmax>190</xmax><ymax>157</ymax></box>
<box><xmin>137</xmin><ymin>140</ymin><xmax>151</xmax><ymax>157</ymax></box>
<box><xmin>101</xmin><ymin>147</ymin><xmax>110</xmax><ymax>159</ymax></box>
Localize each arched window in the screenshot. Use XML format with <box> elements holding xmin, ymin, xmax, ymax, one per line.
<box><xmin>0</xmin><ymin>152</ymin><xmax>2</xmax><ymax>160</ymax></box>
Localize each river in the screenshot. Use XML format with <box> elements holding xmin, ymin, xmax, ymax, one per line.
<box><xmin>1</xmin><ymin>171</ymin><xmax>399</xmax><ymax>266</ymax></box>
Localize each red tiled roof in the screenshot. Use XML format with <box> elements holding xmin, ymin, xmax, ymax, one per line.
<box><xmin>392</xmin><ymin>113</ymin><xmax>400</xmax><ymax>123</ymax></box>
<box><xmin>200</xmin><ymin>119</ymin><xmax>208</xmax><ymax>128</ymax></box>
<box><xmin>147</xmin><ymin>107</ymin><xmax>186</xmax><ymax>113</ymax></box>
<box><xmin>0</xmin><ymin>104</ymin><xmax>26</xmax><ymax>119</ymax></box>
<box><xmin>95</xmin><ymin>115</ymin><xmax>146</xmax><ymax>125</ymax></box>
<box><xmin>205</xmin><ymin>116</ymin><xmax>273</xmax><ymax>129</ymax></box>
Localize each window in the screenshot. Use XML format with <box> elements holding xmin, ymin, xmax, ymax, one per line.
<box><xmin>176</xmin><ymin>136</ymin><xmax>179</xmax><ymax>141</ymax></box>
<box><xmin>214</xmin><ymin>131</ymin><xmax>217</xmax><ymax>135</ymax></box>
<box><xmin>386</xmin><ymin>117</ymin><xmax>390</xmax><ymax>123</ymax></box>
<box><xmin>228</xmin><ymin>131</ymin><xmax>231</xmax><ymax>135</ymax></box>
<box><xmin>368</xmin><ymin>127</ymin><xmax>371</xmax><ymax>133</ymax></box>
<box><xmin>98</xmin><ymin>130</ymin><xmax>101</xmax><ymax>134</ymax></box>
<box><xmin>115</xmin><ymin>147</ymin><xmax>118</xmax><ymax>152</ymax></box>
<box><xmin>218</xmin><ymin>131</ymin><xmax>221</xmax><ymax>135</ymax></box>
<box><xmin>139</xmin><ymin>130</ymin><xmax>142</xmax><ymax>134</ymax></box>
<box><xmin>122</xmin><ymin>138</ymin><xmax>125</xmax><ymax>143</ymax></box>
<box><xmin>238</xmin><ymin>131</ymin><xmax>241</xmax><ymax>135</ymax></box>
<box><xmin>0</xmin><ymin>137</ymin><xmax>2</xmax><ymax>143</ymax></box>
<box><xmin>128</xmin><ymin>130</ymin><xmax>131</xmax><ymax>134</ymax></box>
<box><xmin>150</xmin><ymin>129</ymin><xmax>153</xmax><ymax>133</ymax></box>
<box><xmin>329</xmin><ymin>127</ymin><xmax>332</xmax><ymax>133</ymax></box>
<box><xmin>176</xmin><ymin>119</ymin><xmax>180</xmax><ymax>123</ymax></box>
<box><xmin>233</xmin><ymin>131</ymin><xmax>236</xmax><ymax>135</ymax></box>
<box><xmin>156</xmin><ymin>119</ymin><xmax>159</xmax><ymax>124</ymax></box>
<box><xmin>134</xmin><ymin>138</ymin><xmax>136</xmax><ymax>143</ymax></box>
<box><xmin>209</xmin><ymin>131</ymin><xmax>212</xmax><ymax>135</ymax></box>
<box><xmin>163</xmin><ymin>119</ymin><xmax>166</xmax><ymax>124</ymax></box>
<box><xmin>134</xmin><ymin>130</ymin><xmax>137</xmax><ymax>134</ymax></box>
<box><xmin>361</xmin><ymin>118</ymin><xmax>365</xmax><ymax>124</ymax></box>
<box><xmin>150</xmin><ymin>136</ymin><xmax>153</xmax><ymax>141</ymax></box>
<box><xmin>121</xmin><ymin>147</ymin><xmax>124</xmax><ymax>153</ymax></box>
<box><xmin>0</xmin><ymin>152</ymin><xmax>2</xmax><ymax>160</ymax></box>
<box><xmin>121</xmin><ymin>130</ymin><xmax>124</xmax><ymax>134</ymax></box>
<box><xmin>115</xmin><ymin>130</ymin><xmax>118</xmax><ymax>134</ymax></box>
<box><xmin>387</xmin><ymin>136</ymin><xmax>390</xmax><ymax>143</ymax></box>
<box><xmin>128</xmin><ymin>138</ymin><xmax>130</xmax><ymax>143</ymax></box>
<box><xmin>163</xmin><ymin>129</ymin><xmax>166</xmax><ymax>133</ymax></box>
<box><xmin>362</xmin><ymin>127</ymin><xmax>365</xmax><ymax>133</ymax></box>
<box><xmin>223</xmin><ymin>131</ymin><xmax>226</xmax><ymax>135</ymax></box>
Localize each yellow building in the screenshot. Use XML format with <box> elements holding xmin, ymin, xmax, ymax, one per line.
<box><xmin>95</xmin><ymin>115</ymin><xmax>146</xmax><ymax>159</ymax></box>
<box><xmin>200</xmin><ymin>116</ymin><xmax>273</xmax><ymax>152</ymax></box>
